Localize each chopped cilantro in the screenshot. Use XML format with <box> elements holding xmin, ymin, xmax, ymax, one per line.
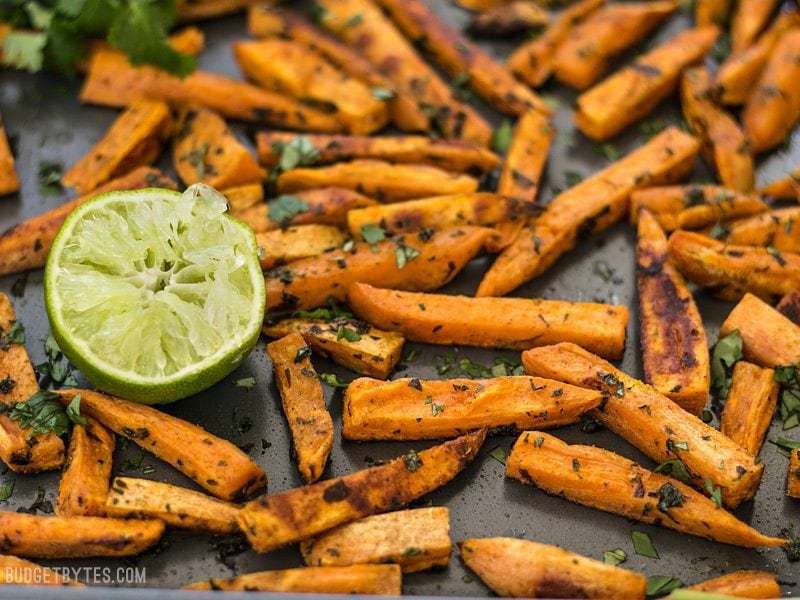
<box><xmin>710</xmin><ymin>330</ymin><xmax>743</xmax><ymax>400</ymax></box>
<box><xmin>703</xmin><ymin>478</ymin><xmax>723</xmax><ymax>508</ymax></box>
<box><xmin>65</xmin><ymin>394</ymin><xmax>87</xmax><ymax>426</ymax></box>
<box><xmin>268</xmin><ymin>195</ymin><xmax>309</xmax><ymax>227</ymax></box>
<box><xmin>603</xmin><ymin>548</ymin><xmax>627</xmax><ymax>565</ymax></box>
<box><xmin>361</xmin><ymin>223</ymin><xmax>387</xmax><ymax>245</ymax></box>
<box><xmin>395</xmin><ymin>242</ymin><xmax>420</xmax><ymax>269</ymax></box>
<box><xmin>631</xmin><ymin>530</ymin><xmax>658</xmax><ymax>558</ymax></box>
<box><xmin>8</xmin><ymin>390</ymin><xmax>70</xmax><ymax>435</ymax></box>
<box><xmin>336</xmin><ymin>326</ymin><xmax>361</xmax><ymax>342</ymax></box>
<box><xmin>491</xmin><ymin>120</ymin><xmax>514</xmax><ymax>154</ymax></box>
<box><xmin>371</xmin><ymin>86</ymin><xmax>396</xmax><ymax>101</ymax></box>
<box><xmin>645</xmin><ymin>575</ymin><xmax>683</xmax><ymax>597</ymax></box>
<box><xmin>235</xmin><ymin>377</ymin><xmax>256</xmax><ymax>389</ymax></box>
<box><xmin>319</xmin><ymin>373</ymin><xmax>349</xmax><ymax>388</ymax></box>
<box><xmin>488</xmin><ymin>446</ymin><xmax>506</xmax><ymax>465</ymax></box>
<box><xmin>654</xmin><ymin>459</ymin><xmax>692</xmax><ymax>484</ymax></box>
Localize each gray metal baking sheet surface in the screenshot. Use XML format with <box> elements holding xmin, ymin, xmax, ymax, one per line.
<box><xmin>0</xmin><ymin>1</ymin><xmax>799</xmax><ymax>597</ymax></box>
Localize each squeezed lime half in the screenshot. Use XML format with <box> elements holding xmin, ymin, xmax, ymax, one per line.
<box><xmin>44</xmin><ymin>184</ymin><xmax>266</xmax><ymax>404</ymax></box>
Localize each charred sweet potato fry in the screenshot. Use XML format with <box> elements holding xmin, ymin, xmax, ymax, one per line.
<box><xmin>237</xmin><ymin>429</ymin><xmax>486</xmax><ymax>552</ymax></box>
<box><xmin>256</xmin><ymin>132</ymin><xmax>500</xmax><ymax>174</ymax></box>
<box><xmin>0</xmin><ymin>167</ymin><xmax>176</xmax><ymax>278</ymax></box>
<box><xmin>185</xmin><ymin>564</ymin><xmax>402</xmax><ymax>594</ymax></box>
<box><xmin>0</xmin><ymin>555</ymin><xmax>83</xmax><ymax>586</ymax></box>
<box><xmin>234</xmin><ymin>39</ymin><xmax>388</xmax><ymax>135</ymax></box>
<box><xmin>637</xmin><ymin>209</ymin><xmax>710</xmax><ymax>415</ymax></box>
<box><xmin>56</xmin><ymin>417</ymin><xmax>114</xmax><ymax>517</ymax></box>
<box><xmin>459</xmin><ymin>537</ymin><xmax>647</xmax><ymax>599</ymax></box>
<box><xmin>507</xmin><ymin>431</ymin><xmax>784</xmax><ymax>545</ymax></box>
<box><xmin>57</xmin><ymin>389</ymin><xmax>266</xmax><ymax>502</ymax></box>
<box><xmin>236</xmin><ymin>188</ymin><xmax>376</xmax><ymax>234</ymax></box>
<box><xmin>342</xmin><ymin>375</ymin><xmax>602</xmax><ymax>440</ymax></box>
<box><xmin>696</xmin><ymin>0</ymin><xmax>732</xmax><ymax>26</ymax></box>
<box><xmin>317</xmin><ymin>0</ymin><xmax>491</xmax><ymax>145</ymax></box>
<box><xmin>267</xmin><ymin>333</ymin><xmax>334</xmax><ymax>483</ymax></box>
<box><xmin>688</xmin><ymin>570</ymin><xmax>781</xmax><ymax>598</ymax></box>
<box><xmin>668</xmin><ymin>230</ymin><xmax>800</xmax><ymax>301</ymax></box>
<box><xmin>553</xmin><ymin>1</ymin><xmax>677</xmax><ymax>90</ymax></box>
<box><xmin>759</xmin><ymin>166</ymin><xmax>800</xmax><ymax>199</ymax></box>
<box><xmin>301</xmin><ymin>507</ymin><xmax>451</xmax><ymax>572</ymax></box>
<box><xmin>265</xmin><ymin>227</ymin><xmax>490</xmax><ymax>312</ymax></box>
<box><xmin>106</xmin><ymin>477</ymin><xmax>240</xmax><ymax>534</ymax></box>
<box><xmin>522</xmin><ymin>343</ymin><xmax>765</xmax><ymax>508</ymax></box>
<box><xmin>726</xmin><ymin>207</ymin><xmax>800</xmax><ymax>253</ymax></box>
<box><xmin>0</xmin><ymin>294</ymin><xmax>65</xmax><ymax>473</ymax></box>
<box><xmin>789</xmin><ymin>449</ymin><xmax>800</xmax><ymax>498</ymax></box>
<box><xmin>719</xmin><ymin>292</ymin><xmax>800</xmax><ymax>366</ymax></box>
<box><xmin>80</xmin><ymin>48</ymin><xmax>343</xmax><ymax>132</ymax></box>
<box><xmin>731</xmin><ymin>0</ymin><xmax>778</xmax><ymax>53</ymax></box>
<box><xmin>743</xmin><ymin>29</ymin><xmax>800</xmax><ymax>153</ymax></box>
<box><xmin>257</xmin><ymin>226</ymin><xmax>346</xmax><ymax>270</ymax></box>
<box><xmin>0</xmin><ymin>115</ymin><xmax>19</xmax><ymax>196</ymax></box>
<box><xmin>720</xmin><ymin>361</ymin><xmax>778</xmax><ymax>456</ymax></box>
<box><xmin>62</xmin><ymin>99</ymin><xmax>171</xmax><ymax>195</ymax></box>
<box><xmin>468</xmin><ymin>2</ymin><xmax>550</xmax><ymax>37</ymax></box>
<box><xmin>173</xmin><ymin>107</ymin><xmax>264</xmax><ymax>189</ymax></box>
<box><xmin>576</xmin><ymin>26</ymin><xmax>719</xmax><ymax>140</ymax></box>
<box><xmin>497</xmin><ymin>109</ymin><xmax>553</xmax><ymax>205</ymax></box>
<box><xmin>177</xmin><ymin>0</ymin><xmax>259</xmax><ymax>21</ymax></box>
<box><xmin>277</xmin><ymin>160</ymin><xmax>478</xmax><ymax>202</ymax></box>
<box><xmin>777</xmin><ymin>290</ymin><xmax>800</xmax><ymax>324</ymax></box>
<box><xmin>348</xmin><ymin>283</ymin><xmax>628</xmax><ymax>358</ymax></box>
<box><xmin>477</xmin><ymin>127</ymin><xmax>699</xmax><ymax>297</ymax></box>
<box><xmin>681</xmin><ymin>67</ymin><xmax>754</xmax><ymax>192</ymax></box>
<box><xmin>507</xmin><ymin>0</ymin><xmax>605</xmax><ymax>87</ymax></box>
<box><xmin>0</xmin><ymin>512</ymin><xmax>165</xmax><ymax>558</ymax></box>
<box><xmin>262</xmin><ymin>318</ymin><xmax>404</xmax><ymax>379</ymax></box>
<box><xmin>374</xmin><ymin>0</ymin><xmax>550</xmax><ymax>116</ymax></box>
<box><xmin>222</xmin><ymin>183</ymin><xmax>263</xmax><ymax>213</ymax></box>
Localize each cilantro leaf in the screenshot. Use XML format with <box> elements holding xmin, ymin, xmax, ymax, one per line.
<box><xmin>8</xmin><ymin>390</ymin><xmax>70</xmax><ymax>435</ymax></box>
<box><xmin>710</xmin><ymin>330</ymin><xmax>743</xmax><ymax>399</ymax></box>
<box><xmin>631</xmin><ymin>530</ymin><xmax>658</xmax><ymax>558</ymax></box>
<box><xmin>268</xmin><ymin>195</ymin><xmax>309</xmax><ymax>227</ymax></box>
<box><xmin>66</xmin><ymin>394</ymin><xmax>87</xmax><ymax>426</ymax></box>
<box><xmin>2</xmin><ymin>31</ymin><xmax>47</xmax><ymax>72</ymax></box>
<box><xmin>371</xmin><ymin>86</ymin><xmax>396</xmax><ymax>101</ymax></box>
<box><xmin>275</xmin><ymin>136</ymin><xmax>320</xmax><ymax>171</ymax></box>
<box><xmin>491</xmin><ymin>120</ymin><xmax>514</xmax><ymax>153</ymax></box>
<box><xmin>361</xmin><ymin>224</ymin><xmax>387</xmax><ymax>245</ymax></box>
<box><xmin>646</xmin><ymin>575</ymin><xmax>683</xmax><ymax>597</ymax></box>
<box><xmin>336</xmin><ymin>326</ymin><xmax>361</xmax><ymax>342</ymax></box>
<box><xmin>603</xmin><ymin>548</ymin><xmax>626</xmax><ymax>565</ymax></box>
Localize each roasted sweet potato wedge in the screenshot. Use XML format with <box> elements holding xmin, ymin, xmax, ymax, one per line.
<box><xmin>267</xmin><ymin>333</ymin><xmax>333</xmax><ymax>483</ymax></box>
<box><xmin>637</xmin><ymin>209</ymin><xmax>710</xmax><ymax>414</ymax></box>
<box><xmin>468</xmin><ymin>2</ymin><xmax>550</xmax><ymax>37</ymax></box>
<box><xmin>720</xmin><ymin>361</ymin><xmax>778</xmax><ymax>456</ymax></box>
<box><xmin>759</xmin><ymin>166</ymin><xmax>800</xmax><ymax>199</ymax></box>
<box><xmin>185</xmin><ymin>564</ymin><xmax>402</xmax><ymax>594</ymax></box>
<box><xmin>301</xmin><ymin>507</ymin><xmax>451</xmax><ymax>572</ymax></box>
<box><xmin>348</xmin><ymin>283</ymin><xmax>628</xmax><ymax>358</ymax></box>
<box><xmin>777</xmin><ymin>290</ymin><xmax>800</xmax><ymax>324</ymax></box>
<box><xmin>0</xmin><ymin>555</ymin><xmax>83</xmax><ymax>586</ymax></box>
<box><xmin>106</xmin><ymin>477</ymin><xmax>240</xmax><ymax>534</ymax></box>
<box><xmin>789</xmin><ymin>449</ymin><xmax>800</xmax><ymax>498</ymax></box>
<box><xmin>719</xmin><ymin>292</ymin><xmax>800</xmax><ymax>366</ymax></box>
<box><xmin>257</xmin><ymin>226</ymin><xmax>346</xmax><ymax>270</ymax></box>
<box><xmin>237</xmin><ymin>429</ymin><xmax>486</xmax><ymax>552</ymax></box>
<box><xmin>696</xmin><ymin>0</ymin><xmax>732</xmax><ymax>26</ymax></box>
<box><xmin>668</xmin><ymin>230</ymin><xmax>800</xmax><ymax>301</ymax></box>
<box><xmin>56</xmin><ymin>417</ymin><xmax>114</xmax><ymax>517</ymax></box>
<box><xmin>497</xmin><ymin>109</ymin><xmax>553</xmax><ymax>205</ymax></box>
<box><xmin>265</xmin><ymin>226</ymin><xmax>490</xmax><ymax>312</ymax></box>
<box><xmin>342</xmin><ymin>375</ymin><xmax>602</xmax><ymax>440</ymax></box>
<box><xmin>222</xmin><ymin>183</ymin><xmax>263</xmax><ymax>213</ymax></box>
<box><xmin>575</xmin><ymin>26</ymin><xmax>719</xmax><ymax>140</ymax></box>
<box><xmin>0</xmin><ymin>114</ymin><xmax>20</xmax><ymax>196</ymax></box>
<box><xmin>688</xmin><ymin>570</ymin><xmax>781</xmax><ymax>598</ymax></box>
<box><xmin>731</xmin><ymin>0</ymin><xmax>778</xmax><ymax>53</ymax></box>
<box><xmin>522</xmin><ymin>343</ymin><xmax>764</xmax><ymax>508</ymax></box>
<box><xmin>57</xmin><ymin>389</ymin><xmax>266</xmax><ymax>502</ymax></box>
<box><xmin>477</xmin><ymin>127</ymin><xmax>699</xmax><ymax>297</ymax></box>
<box><xmin>459</xmin><ymin>537</ymin><xmax>647</xmax><ymax>599</ymax></box>
<box><xmin>507</xmin><ymin>431</ymin><xmax>784</xmax><ymax>546</ymax></box>
<box><xmin>726</xmin><ymin>207</ymin><xmax>800</xmax><ymax>253</ymax></box>
<box><xmin>0</xmin><ymin>512</ymin><xmax>165</xmax><ymax>558</ymax></box>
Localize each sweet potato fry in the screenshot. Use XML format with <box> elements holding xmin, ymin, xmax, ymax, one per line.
<box><xmin>0</xmin><ymin>555</ymin><xmax>83</xmax><ymax>586</ymax></box>
<box><xmin>477</xmin><ymin>127</ymin><xmax>699</xmax><ymax>297</ymax></box>
<box><xmin>57</xmin><ymin>389</ymin><xmax>266</xmax><ymax>502</ymax></box>
<box><xmin>185</xmin><ymin>564</ymin><xmax>402</xmax><ymax>594</ymax></box>
<box><xmin>777</xmin><ymin>290</ymin><xmax>800</xmax><ymax>324</ymax></box>
<box><xmin>0</xmin><ymin>512</ymin><xmax>165</xmax><ymax>558</ymax></box>
<box><xmin>256</xmin><ymin>132</ymin><xmax>500</xmax><ymax>174</ymax></box>
<box><xmin>222</xmin><ymin>183</ymin><xmax>263</xmax><ymax>213</ymax></box>
<box><xmin>506</xmin><ymin>431</ymin><xmax>784</xmax><ymax>546</ymax></box>
<box><xmin>342</xmin><ymin>375</ymin><xmax>602</xmax><ymax>440</ymax></box>
<box><xmin>105</xmin><ymin>477</ymin><xmax>240</xmax><ymax>534</ymax></box>
<box><xmin>696</xmin><ymin>0</ymin><xmax>732</xmax><ymax>26</ymax></box>
<box><xmin>0</xmin><ymin>294</ymin><xmax>65</xmax><ymax>473</ymax></box>
<box><xmin>374</xmin><ymin>0</ymin><xmax>551</xmax><ymax>116</ymax></box>
<box><xmin>726</xmin><ymin>207</ymin><xmax>800</xmax><ymax>253</ymax></box>
<box><xmin>236</xmin><ymin>188</ymin><xmax>376</xmax><ymax>234</ymax></box>
<box><xmin>459</xmin><ymin>537</ymin><xmax>647</xmax><ymax>599</ymax></box>
<box><xmin>265</xmin><ymin>226</ymin><xmax>490</xmax><ymax>312</ymax></box>
<box><xmin>237</xmin><ymin>429</ymin><xmax>486</xmax><ymax>552</ymax></box>
<box><xmin>497</xmin><ymin>109</ymin><xmax>553</xmax><ymax>205</ymax></box>
<box><xmin>267</xmin><ymin>333</ymin><xmax>333</xmax><ymax>483</ymax></box>
<box><xmin>667</xmin><ymin>230</ymin><xmax>800</xmax><ymax>301</ymax></box>
<box><xmin>681</xmin><ymin>67</ymin><xmax>754</xmax><ymax>192</ymax></box>
<box><xmin>56</xmin><ymin>417</ymin><xmax>114</xmax><ymax>517</ymax></box>
<box><xmin>575</xmin><ymin>26</ymin><xmax>719</xmax><ymax>140</ymax></box>
<box><xmin>553</xmin><ymin>1</ymin><xmax>677</xmax><ymax>90</ymax></box>
<box><xmin>177</xmin><ymin>0</ymin><xmax>258</xmax><ymax>21</ymax></box>
<box><xmin>719</xmin><ymin>292</ymin><xmax>800</xmax><ymax>366</ymax></box>
<box><xmin>0</xmin><ymin>167</ymin><xmax>176</xmax><ymax>278</ymax></box>
<box><xmin>348</xmin><ymin>283</ymin><xmax>628</xmax><ymax>358</ymax></box>
<box><xmin>262</xmin><ymin>318</ymin><xmax>404</xmax><ymax>379</ymax></box>
<box><xmin>759</xmin><ymin>166</ymin><xmax>800</xmax><ymax>199</ymax></box>
<box><xmin>637</xmin><ymin>209</ymin><xmax>710</xmax><ymax>415</ymax></box>
<box><xmin>731</xmin><ymin>0</ymin><xmax>778</xmax><ymax>53</ymax></box>
<box><xmin>173</xmin><ymin>107</ymin><xmax>264</xmax><ymax>189</ymax></box>
<box><xmin>301</xmin><ymin>507</ymin><xmax>451</xmax><ymax>572</ymax></box>
<box><xmin>688</xmin><ymin>570</ymin><xmax>781</xmax><ymax>598</ymax></box>
<box><xmin>257</xmin><ymin>226</ymin><xmax>346</xmax><ymax>270</ymax></box>
<box><xmin>62</xmin><ymin>99</ymin><xmax>172</xmax><ymax>195</ymax></box>
<box><xmin>507</xmin><ymin>0</ymin><xmax>605</xmax><ymax>87</ymax></box>
<box><xmin>277</xmin><ymin>160</ymin><xmax>478</xmax><ymax>202</ymax></box>
<box><xmin>522</xmin><ymin>343</ymin><xmax>764</xmax><ymax>508</ymax></box>
<box><xmin>629</xmin><ymin>185</ymin><xmax>767</xmax><ymax>232</ymax></box>
<box><xmin>317</xmin><ymin>0</ymin><xmax>492</xmax><ymax>145</ymax></box>
<box><xmin>789</xmin><ymin>449</ymin><xmax>800</xmax><ymax>498</ymax></box>
<box><xmin>742</xmin><ymin>29</ymin><xmax>800</xmax><ymax>153</ymax></box>
<box><xmin>234</xmin><ymin>39</ymin><xmax>388</xmax><ymax>135</ymax></box>
<box><xmin>468</xmin><ymin>2</ymin><xmax>550</xmax><ymax>37</ymax></box>
<box><xmin>455</xmin><ymin>0</ymin><xmax>510</xmax><ymax>8</ymax></box>
<box><xmin>720</xmin><ymin>362</ymin><xmax>778</xmax><ymax>456</ymax></box>
<box><xmin>80</xmin><ymin>48</ymin><xmax>343</xmax><ymax>132</ymax></box>
<box><xmin>0</xmin><ymin>115</ymin><xmax>19</xmax><ymax>196</ymax></box>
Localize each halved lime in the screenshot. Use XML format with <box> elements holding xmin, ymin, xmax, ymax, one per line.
<box><xmin>44</xmin><ymin>184</ymin><xmax>266</xmax><ymax>404</ymax></box>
